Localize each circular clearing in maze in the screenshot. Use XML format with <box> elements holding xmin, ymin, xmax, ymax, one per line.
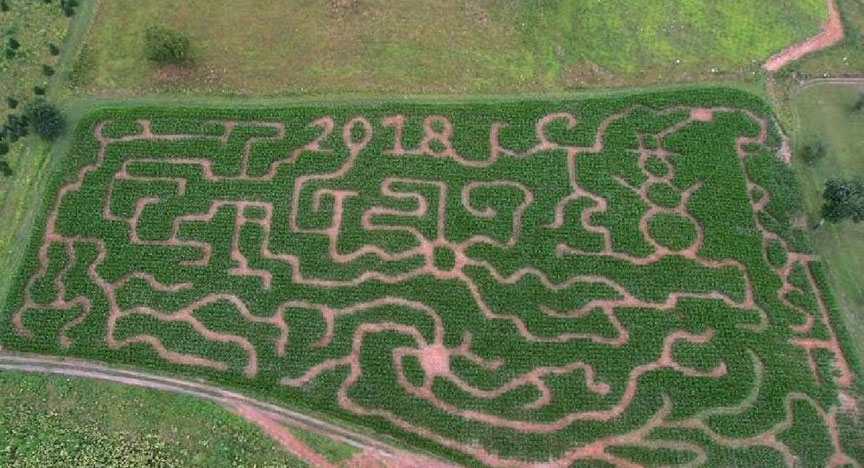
<box><xmin>647</xmin><ymin>182</ymin><xmax>682</xmax><ymax>208</ymax></box>
<box><xmin>647</xmin><ymin>212</ymin><xmax>697</xmax><ymax>251</ymax></box>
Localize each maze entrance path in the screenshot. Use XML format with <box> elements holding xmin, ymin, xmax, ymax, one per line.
<box><xmin>3</xmin><ymin>91</ymin><xmax>862</xmax><ymax>467</ymax></box>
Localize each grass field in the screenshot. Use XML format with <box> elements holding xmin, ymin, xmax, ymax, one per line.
<box><xmin>0</xmin><ymin>370</ymin><xmax>311</xmax><ymax>467</ymax></box>
<box><xmin>73</xmin><ymin>0</ymin><xmax>828</xmax><ymax>95</ymax></box>
<box><xmin>790</xmin><ymin>83</ymin><xmax>864</xmax><ymax>366</ymax></box>
<box><xmin>1</xmin><ymin>88</ymin><xmax>860</xmax><ymax>467</ymax></box>
<box><xmin>0</xmin><ymin>0</ymin><xmax>67</xmax><ymax>119</ymax></box>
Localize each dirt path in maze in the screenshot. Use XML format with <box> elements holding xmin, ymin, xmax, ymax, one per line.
<box><xmin>763</xmin><ymin>0</ymin><xmax>845</xmax><ymax>72</ymax></box>
<box><xmin>10</xmin><ymin>107</ymin><xmax>861</xmax><ymax>467</ymax></box>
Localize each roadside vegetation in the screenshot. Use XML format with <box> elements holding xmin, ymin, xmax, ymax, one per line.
<box><xmin>0</xmin><ymin>370</ymin><xmax>307</xmax><ymax>467</ymax></box>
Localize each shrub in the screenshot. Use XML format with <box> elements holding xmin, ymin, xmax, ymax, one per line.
<box><xmin>5</xmin><ymin>96</ymin><xmax>17</xmax><ymax>109</ymax></box>
<box><xmin>7</xmin><ymin>37</ymin><xmax>19</xmax><ymax>50</ymax></box>
<box><xmin>799</xmin><ymin>140</ymin><xmax>827</xmax><ymax>165</ymax></box>
<box><xmin>42</xmin><ymin>64</ymin><xmax>55</xmax><ymax>76</ymax></box>
<box><xmin>33</xmin><ymin>85</ymin><xmax>46</xmax><ymax>95</ymax></box>
<box><xmin>49</xmin><ymin>43</ymin><xmax>60</xmax><ymax>56</ymax></box>
<box><xmin>0</xmin><ymin>0</ymin><xmax>9</xmax><ymax>12</ymax></box>
<box><xmin>822</xmin><ymin>178</ymin><xmax>864</xmax><ymax>224</ymax></box>
<box><xmin>24</xmin><ymin>99</ymin><xmax>66</xmax><ymax>141</ymax></box>
<box><xmin>144</xmin><ymin>25</ymin><xmax>191</xmax><ymax>64</ymax></box>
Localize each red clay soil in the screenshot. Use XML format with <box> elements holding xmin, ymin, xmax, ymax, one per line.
<box><xmin>764</xmin><ymin>0</ymin><xmax>844</xmax><ymax>72</ymax></box>
<box><xmin>232</xmin><ymin>403</ymin><xmax>338</xmax><ymax>468</ymax></box>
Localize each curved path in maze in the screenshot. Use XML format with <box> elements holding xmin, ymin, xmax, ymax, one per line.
<box><xmin>8</xmin><ymin>101</ymin><xmax>862</xmax><ymax>467</ymax></box>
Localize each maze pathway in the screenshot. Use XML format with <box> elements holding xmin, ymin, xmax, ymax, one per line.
<box><xmin>4</xmin><ymin>93</ymin><xmax>862</xmax><ymax>467</ymax></box>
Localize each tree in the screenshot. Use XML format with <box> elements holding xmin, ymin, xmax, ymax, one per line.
<box><xmin>5</xmin><ymin>96</ymin><xmax>17</xmax><ymax>109</ymax></box>
<box><xmin>1</xmin><ymin>1</ymin><xmax>10</xmax><ymax>12</ymax></box>
<box><xmin>144</xmin><ymin>25</ymin><xmax>191</xmax><ymax>64</ymax></box>
<box><xmin>48</xmin><ymin>43</ymin><xmax>60</xmax><ymax>56</ymax></box>
<box><xmin>42</xmin><ymin>64</ymin><xmax>55</xmax><ymax>76</ymax></box>
<box><xmin>33</xmin><ymin>85</ymin><xmax>46</xmax><ymax>95</ymax></box>
<box><xmin>800</xmin><ymin>140</ymin><xmax>827</xmax><ymax>165</ymax></box>
<box><xmin>820</xmin><ymin>177</ymin><xmax>864</xmax><ymax>226</ymax></box>
<box><xmin>24</xmin><ymin>99</ymin><xmax>65</xmax><ymax>141</ymax></box>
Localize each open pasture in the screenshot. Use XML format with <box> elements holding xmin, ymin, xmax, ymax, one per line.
<box><xmin>77</xmin><ymin>0</ymin><xmax>829</xmax><ymax>94</ymax></box>
<box><xmin>2</xmin><ymin>89</ymin><xmax>861</xmax><ymax>467</ymax></box>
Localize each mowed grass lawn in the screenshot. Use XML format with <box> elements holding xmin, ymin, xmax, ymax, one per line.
<box><xmin>0</xmin><ymin>370</ymin><xmax>362</xmax><ymax>467</ymax></box>
<box><xmin>76</xmin><ymin>0</ymin><xmax>828</xmax><ymax>94</ymax></box>
<box><xmin>791</xmin><ymin>83</ymin><xmax>864</xmax><ymax>363</ymax></box>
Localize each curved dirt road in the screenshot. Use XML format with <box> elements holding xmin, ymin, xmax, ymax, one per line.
<box><xmin>0</xmin><ymin>351</ymin><xmax>457</xmax><ymax>468</ymax></box>
<box><xmin>763</xmin><ymin>0</ymin><xmax>844</xmax><ymax>72</ymax></box>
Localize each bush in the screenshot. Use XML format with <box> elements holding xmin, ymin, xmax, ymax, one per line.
<box><xmin>822</xmin><ymin>178</ymin><xmax>864</xmax><ymax>224</ymax></box>
<box><xmin>5</xmin><ymin>96</ymin><xmax>17</xmax><ymax>109</ymax></box>
<box><xmin>42</xmin><ymin>64</ymin><xmax>55</xmax><ymax>76</ymax></box>
<box><xmin>799</xmin><ymin>140</ymin><xmax>827</xmax><ymax>165</ymax></box>
<box><xmin>24</xmin><ymin>99</ymin><xmax>66</xmax><ymax>141</ymax></box>
<box><xmin>144</xmin><ymin>25</ymin><xmax>191</xmax><ymax>64</ymax></box>
<box><xmin>49</xmin><ymin>43</ymin><xmax>60</xmax><ymax>56</ymax></box>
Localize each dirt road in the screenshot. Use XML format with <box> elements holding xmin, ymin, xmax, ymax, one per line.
<box><xmin>763</xmin><ymin>0</ymin><xmax>844</xmax><ymax>72</ymax></box>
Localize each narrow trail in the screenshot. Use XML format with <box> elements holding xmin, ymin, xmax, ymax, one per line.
<box><xmin>0</xmin><ymin>351</ymin><xmax>457</xmax><ymax>468</ymax></box>
<box><xmin>763</xmin><ymin>0</ymin><xmax>845</xmax><ymax>72</ymax></box>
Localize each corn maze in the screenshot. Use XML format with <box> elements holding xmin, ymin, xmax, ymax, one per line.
<box><xmin>2</xmin><ymin>90</ymin><xmax>862</xmax><ymax>467</ymax></box>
